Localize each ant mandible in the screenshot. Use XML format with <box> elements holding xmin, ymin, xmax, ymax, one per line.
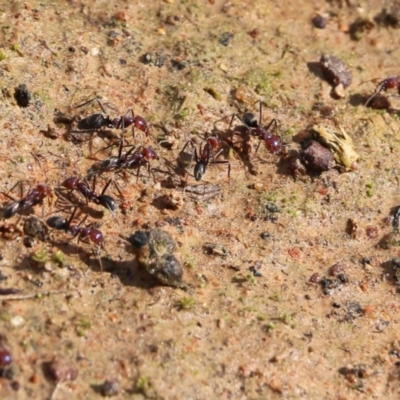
<box><xmin>364</xmin><ymin>76</ymin><xmax>400</xmax><ymax>107</ymax></box>
<box><xmin>1</xmin><ymin>183</ymin><xmax>51</xmax><ymax>219</ymax></box>
<box><xmin>73</xmin><ymin>97</ymin><xmax>150</xmax><ymax>136</ymax></box>
<box><xmin>180</xmin><ymin>135</ymin><xmax>230</xmax><ymax>181</ymax></box>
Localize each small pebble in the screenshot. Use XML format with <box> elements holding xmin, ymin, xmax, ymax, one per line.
<box><xmin>301</xmin><ymin>140</ymin><xmax>335</xmax><ymax>172</ymax></box>
<box><xmin>219</xmin><ymin>32</ymin><xmax>234</xmax><ymax>46</ymax></box>
<box><xmin>319</xmin><ymin>54</ymin><xmax>352</xmax><ymax>89</ymax></box>
<box><xmin>312</xmin><ymin>14</ymin><xmax>327</xmax><ymax>29</ymax></box>
<box><xmin>48</xmin><ymin>358</ymin><xmax>78</xmax><ymax>382</ymax></box>
<box><xmin>0</xmin><ymin>350</ymin><xmax>12</xmax><ymax>367</ymax></box>
<box><xmin>101</xmin><ymin>379</ymin><xmax>121</xmax><ymax>397</ymax></box>
<box><xmin>10</xmin><ymin>316</ymin><xmax>25</xmax><ymax>327</ymax></box>
<box><xmin>14</xmin><ymin>84</ymin><xmax>31</xmax><ymax>107</ymax></box>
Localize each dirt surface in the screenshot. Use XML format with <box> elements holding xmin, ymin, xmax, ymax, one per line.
<box><xmin>2</xmin><ymin>0</ymin><xmax>400</xmax><ymax>399</ymax></box>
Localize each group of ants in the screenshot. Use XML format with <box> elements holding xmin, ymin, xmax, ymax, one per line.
<box><xmin>0</xmin><ymin>75</ymin><xmax>397</xmax><ymax>270</ymax></box>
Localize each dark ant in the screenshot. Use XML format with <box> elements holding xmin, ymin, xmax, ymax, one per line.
<box><xmin>47</xmin><ymin>208</ymin><xmax>105</xmax><ymax>270</ymax></box>
<box><xmin>1</xmin><ymin>183</ymin><xmax>51</xmax><ymax>219</ymax></box>
<box><xmin>180</xmin><ymin>136</ymin><xmax>230</xmax><ymax>181</ymax></box>
<box><xmin>216</xmin><ymin>101</ymin><xmax>282</xmax><ymax>156</ymax></box>
<box><xmin>61</xmin><ymin>176</ymin><xmax>117</xmax><ymax>213</ymax></box>
<box><xmin>235</xmin><ymin>101</ymin><xmax>282</xmax><ymax>155</ymax></box>
<box><xmin>365</xmin><ymin>76</ymin><xmax>400</xmax><ymax>107</ymax></box>
<box><xmin>95</xmin><ymin>136</ymin><xmax>159</xmax><ymax>180</ymax></box>
<box><xmin>73</xmin><ymin>97</ymin><xmax>150</xmax><ymax>136</ymax></box>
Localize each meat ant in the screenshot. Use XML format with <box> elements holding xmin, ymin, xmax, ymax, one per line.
<box><xmin>364</xmin><ymin>76</ymin><xmax>400</xmax><ymax>107</ymax></box>
<box><xmin>216</xmin><ymin>101</ymin><xmax>282</xmax><ymax>156</ymax></box>
<box><xmin>46</xmin><ymin>207</ymin><xmax>105</xmax><ymax>270</ymax></box>
<box><xmin>73</xmin><ymin>97</ymin><xmax>150</xmax><ymax>136</ymax></box>
<box><xmin>94</xmin><ymin>135</ymin><xmax>160</xmax><ymax>180</ymax></box>
<box><xmin>1</xmin><ymin>183</ymin><xmax>51</xmax><ymax>219</ymax></box>
<box><xmin>180</xmin><ymin>135</ymin><xmax>231</xmax><ymax>182</ymax></box>
<box><xmin>235</xmin><ymin>101</ymin><xmax>282</xmax><ymax>155</ymax></box>
<box><xmin>61</xmin><ymin>176</ymin><xmax>117</xmax><ymax>214</ymax></box>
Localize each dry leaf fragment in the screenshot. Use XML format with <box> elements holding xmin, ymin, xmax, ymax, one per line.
<box><xmin>311</xmin><ymin>125</ymin><xmax>359</xmax><ymax>169</ymax></box>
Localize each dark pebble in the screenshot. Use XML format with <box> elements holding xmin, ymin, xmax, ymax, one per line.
<box><xmin>219</xmin><ymin>32</ymin><xmax>234</xmax><ymax>46</ymax></box>
<box><xmin>312</xmin><ymin>15</ymin><xmax>327</xmax><ymax>29</ymax></box>
<box><xmin>14</xmin><ymin>84</ymin><xmax>31</xmax><ymax>107</ymax></box>
<box><xmin>319</xmin><ymin>54</ymin><xmax>352</xmax><ymax>88</ymax></box>
<box><xmin>301</xmin><ymin>140</ymin><xmax>335</xmax><ymax>172</ymax></box>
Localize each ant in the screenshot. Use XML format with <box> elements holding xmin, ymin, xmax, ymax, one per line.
<box><xmin>180</xmin><ymin>135</ymin><xmax>230</xmax><ymax>181</ymax></box>
<box><xmin>234</xmin><ymin>101</ymin><xmax>282</xmax><ymax>155</ymax></box>
<box><xmin>1</xmin><ymin>183</ymin><xmax>51</xmax><ymax>219</ymax></box>
<box><xmin>216</xmin><ymin>101</ymin><xmax>282</xmax><ymax>156</ymax></box>
<box><xmin>73</xmin><ymin>97</ymin><xmax>150</xmax><ymax>136</ymax></box>
<box><xmin>46</xmin><ymin>207</ymin><xmax>105</xmax><ymax>270</ymax></box>
<box><xmin>364</xmin><ymin>76</ymin><xmax>400</xmax><ymax>107</ymax></box>
<box><xmin>95</xmin><ymin>135</ymin><xmax>159</xmax><ymax>180</ymax></box>
<box><xmin>61</xmin><ymin>176</ymin><xmax>117</xmax><ymax>213</ymax></box>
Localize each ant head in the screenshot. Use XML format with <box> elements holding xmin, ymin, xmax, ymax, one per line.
<box><xmin>242</xmin><ymin>112</ymin><xmax>258</xmax><ymax>128</ymax></box>
<box><xmin>61</xmin><ymin>177</ymin><xmax>79</xmax><ymax>190</ymax></box>
<box><xmin>143</xmin><ymin>147</ymin><xmax>159</xmax><ymax>161</ymax></box>
<box><xmin>36</xmin><ymin>184</ymin><xmax>52</xmax><ymax>198</ymax></box>
<box><xmin>90</xmin><ymin>229</ymin><xmax>105</xmax><ymax>246</ymax></box>
<box><xmin>134</xmin><ymin>116</ymin><xmax>150</xmax><ymax>136</ymax></box>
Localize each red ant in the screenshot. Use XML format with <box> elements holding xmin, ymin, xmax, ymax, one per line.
<box><xmin>234</xmin><ymin>101</ymin><xmax>282</xmax><ymax>155</ymax></box>
<box><xmin>180</xmin><ymin>135</ymin><xmax>230</xmax><ymax>181</ymax></box>
<box><xmin>215</xmin><ymin>101</ymin><xmax>282</xmax><ymax>156</ymax></box>
<box><xmin>72</xmin><ymin>97</ymin><xmax>149</xmax><ymax>136</ymax></box>
<box><xmin>95</xmin><ymin>135</ymin><xmax>159</xmax><ymax>180</ymax></box>
<box><xmin>1</xmin><ymin>183</ymin><xmax>51</xmax><ymax>219</ymax></box>
<box><xmin>61</xmin><ymin>176</ymin><xmax>117</xmax><ymax>213</ymax></box>
<box><xmin>46</xmin><ymin>207</ymin><xmax>105</xmax><ymax>270</ymax></box>
<box><xmin>364</xmin><ymin>76</ymin><xmax>400</xmax><ymax>106</ymax></box>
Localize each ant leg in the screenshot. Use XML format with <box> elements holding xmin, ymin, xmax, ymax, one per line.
<box><xmin>76</xmin><ymin>214</ymin><xmax>88</xmax><ymax>229</ymax></box>
<box><xmin>180</xmin><ymin>139</ymin><xmax>195</xmax><ymax>157</ymax></box>
<box><xmin>68</xmin><ymin>207</ymin><xmax>80</xmax><ymax>227</ymax></box>
<box><xmin>95</xmin><ymin>98</ymin><xmax>107</xmax><ymax>114</ymax></box>
<box><xmin>135</xmin><ymin>166</ymin><xmax>141</xmax><ymax>183</ymax></box>
<box><xmin>213</xmin><ymin>114</ymin><xmax>232</xmax><ymax>133</ymax></box>
<box><xmin>125</xmin><ymin>144</ymin><xmax>139</xmax><ymax>158</ymax></box>
<box><xmin>110</xmin><ymin>179</ymin><xmax>124</xmax><ymax>198</ymax></box>
<box><xmin>72</xmin><ymin>96</ymin><xmax>108</xmax><ymax>115</ymax></box>
<box><xmin>256</xmin><ymin>99</ymin><xmax>263</xmax><ymax>124</ymax></box>
<box><xmin>211</xmin><ymin>159</ymin><xmax>231</xmax><ymax>188</ymax></box>
<box><xmin>1</xmin><ymin>180</ymin><xmax>25</xmax><ymax>202</ymax></box>
<box><xmin>147</xmin><ymin>163</ymin><xmax>157</xmax><ymax>183</ymax></box>
<box><xmin>365</xmin><ymin>82</ymin><xmax>386</xmax><ymax>107</ymax></box>
<box><xmin>99</xmin><ymin>178</ymin><xmax>111</xmax><ymax>196</ymax></box>
<box><xmin>265</xmin><ymin>118</ymin><xmax>277</xmax><ymax>132</ymax></box>
<box><xmin>254</xmin><ymin>140</ymin><xmax>262</xmax><ymax>155</ymax></box>
<box><xmin>90</xmin><ymin>243</ymin><xmax>104</xmax><ymax>272</ymax></box>
<box><xmin>72</xmin><ymin>96</ymin><xmax>100</xmax><ymax>110</ymax></box>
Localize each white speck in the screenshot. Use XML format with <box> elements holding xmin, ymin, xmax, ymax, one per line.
<box><xmin>10</xmin><ymin>315</ymin><xmax>25</xmax><ymax>327</ymax></box>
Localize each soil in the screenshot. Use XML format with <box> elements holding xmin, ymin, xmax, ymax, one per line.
<box><xmin>1</xmin><ymin>0</ymin><xmax>400</xmax><ymax>399</ymax></box>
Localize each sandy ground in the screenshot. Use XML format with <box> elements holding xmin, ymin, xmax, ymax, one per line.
<box><xmin>1</xmin><ymin>0</ymin><xmax>400</xmax><ymax>399</ymax></box>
